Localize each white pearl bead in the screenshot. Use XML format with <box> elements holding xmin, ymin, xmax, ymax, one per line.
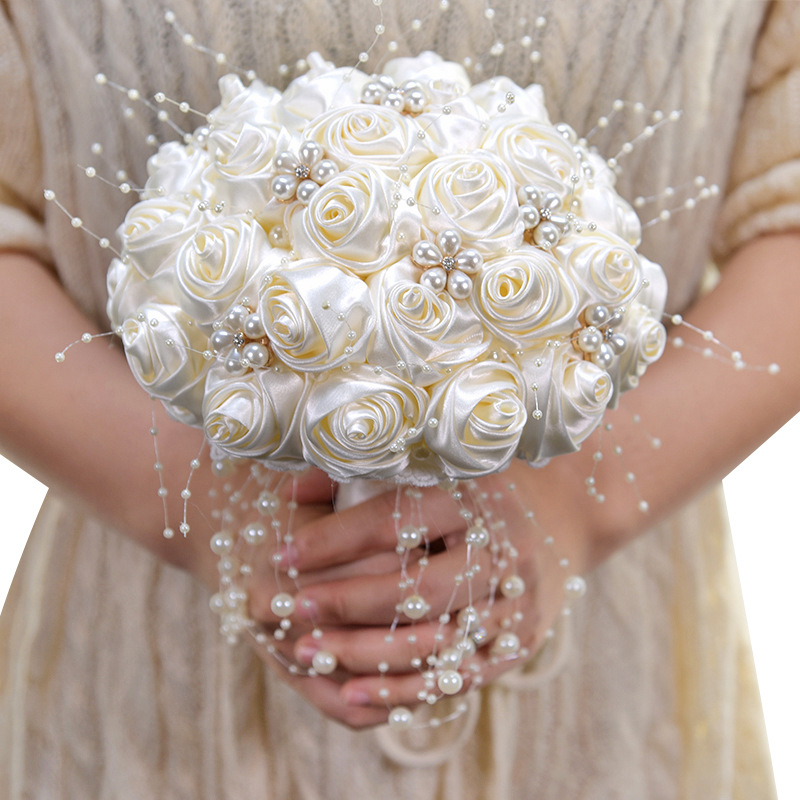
<box><xmin>465</xmin><ymin>524</ymin><xmax>490</xmax><ymax>548</ymax></box>
<box><xmin>520</xmin><ymin>204</ymin><xmax>541</xmax><ymax>229</ymax></box>
<box><xmin>564</xmin><ymin>575</ymin><xmax>587</xmax><ymax>599</ymax></box>
<box><xmin>456</xmin><ymin>248</ymin><xmax>483</xmax><ymax>274</ymax></box>
<box><xmin>518</xmin><ymin>185</ymin><xmax>541</xmax><ymax>206</ymax></box>
<box><xmin>500</xmin><ymin>575</ymin><xmax>525</xmax><ymax>599</ymax></box>
<box><xmin>257</xmin><ymin>491</ymin><xmax>281</xmax><ymax>514</ymax></box>
<box><xmin>577</xmin><ymin>326</ymin><xmax>603</xmax><ymax>353</ymax></box>
<box><xmin>420</xmin><ymin>266</ymin><xmax>447</xmax><ymax>292</ymax></box>
<box><xmin>271</xmin><ymin>174</ymin><xmax>298</xmax><ymax>201</ymax></box>
<box><xmin>591</xmin><ymin>343</ymin><xmax>614</xmax><ymax>369</ymax></box>
<box><xmin>311</xmin><ymin>159</ymin><xmax>338</xmax><ymax>184</ymax></box>
<box><xmin>241</xmin><ymin>523</ymin><xmax>266</xmax><ymax>545</ymax></box>
<box><xmin>437</xmin><ymin>669</ymin><xmax>463</xmax><ymax>695</ymax></box>
<box><xmin>270</xmin><ymin>592</ymin><xmax>296</xmax><ymax>618</ymax></box>
<box><xmin>388</xmin><ymin>706</ymin><xmax>414</xmax><ymax>729</ymax></box>
<box><xmin>397</xmin><ymin>525</ymin><xmax>423</xmax><ymax>549</ymax></box>
<box><xmin>437</xmin><ymin>228</ymin><xmax>461</xmax><ymax>255</ymax></box>
<box><xmin>210</xmin><ymin>532</ymin><xmax>234</xmax><ymax>555</ymax></box>
<box><xmin>311</xmin><ymin>649</ymin><xmax>338</xmax><ymax>675</ymax></box>
<box><xmin>210</xmin><ymin>329</ymin><xmax>234</xmax><ymax>352</ymax></box>
<box><xmin>274</xmin><ymin>151</ymin><xmax>299</xmax><ymax>172</ymax></box>
<box><xmin>608</xmin><ymin>332</ymin><xmax>628</xmax><ymax>355</ymax></box>
<box><xmin>243</xmin><ymin>313</ymin><xmax>265</xmax><ymax>339</ymax></box>
<box><xmin>226</xmin><ymin>305</ymin><xmax>248</xmax><ymax>329</ymax></box>
<box><xmin>491</xmin><ymin>631</ymin><xmax>521</xmax><ymax>656</ymax></box>
<box><xmin>447</xmin><ymin>270</ymin><xmax>472</xmax><ymax>300</ymax></box>
<box><xmin>402</xmin><ymin>594</ymin><xmax>429</xmax><ymax>620</ymax></box>
<box><xmin>533</xmin><ymin>221</ymin><xmax>560</xmax><ymax>248</ymax></box>
<box><xmin>457</xmin><ymin>606</ymin><xmax>480</xmax><ymax>631</ymax></box>
<box><xmin>295</xmin><ymin>179</ymin><xmax>318</xmax><ymax>205</ymax></box>
<box><xmin>298</xmin><ymin>140</ymin><xmax>322</xmax><ymax>165</ymax></box>
<box><xmin>438</xmin><ymin>647</ymin><xmax>462</xmax><ymax>668</ymax></box>
<box><xmin>412</xmin><ymin>241</ymin><xmax>443</xmax><ymax>268</ymax></box>
<box><xmin>585</xmin><ymin>304</ymin><xmax>611</xmax><ymax>326</ymax></box>
<box><xmin>242</xmin><ymin>342</ymin><xmax>270</xmax><ymax>368</ymax></box>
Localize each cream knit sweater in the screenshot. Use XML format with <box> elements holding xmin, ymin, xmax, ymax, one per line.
<box><xmin>1</xmin><ymin>1</ymin><xmax>798</xmax><ymax>797</ymax></box>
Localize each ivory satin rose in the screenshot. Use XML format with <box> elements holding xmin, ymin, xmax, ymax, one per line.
<box><xmin>121</xmin><ymin>303</ymin><xmax>210</xmax><ymax>425</ymax></box>
<box><xmin>471</xmin><ymin>247</ymin><xmax>581</xmax><ymax>349</ymax></box>
<box><xmin>367</xmin><ymin>260</ymin><xmax>489</xmax><ymax>385</ymax></box>
<box><xmin>301</xmin><ymin>365</ymin><xmax>428</xmax><ymax>481</ymax></box>
<box><xmin>173</xmin><ymin>215</ymin><xmax>276</xmax><ymax>325</ymax></box>
<box><xmin>412</xmin><ymin>152</ymin><xmax>523</xmax><ymax>254</ymax></box>
<box><xmin>425</xmin><ymin>360</ymin><xmax>528</xmax><ymax>477</ymax></box>
<box><xmin>202</xmin><ymin>364</ymin><xmax>306</xmax><ymax>463</ymax></box>
<box><xmin>258</xmin><ymin>260</ymin><xmax>375</xmax><ymax>372</ymax></box>
<box><xmin>288</xmin><ymin>165</ymin><xmax>418</xmax><ymax>275</ymax></box>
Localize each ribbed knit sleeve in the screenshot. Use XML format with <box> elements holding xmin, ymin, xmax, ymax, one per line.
<box><xmin>0</xmin><ymin>5</ymin><xmax>49</xmax><ymax>261</ymax></box>
<box><xmin>714</xmin><ymin>1</ymin><xmax>800</xmax><ymax>258</ymax></box>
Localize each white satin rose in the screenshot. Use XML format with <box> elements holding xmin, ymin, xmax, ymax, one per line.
<box><xmin>106</xmin><ymin>258</ymin><xmax>174</xmax><ymax>328</ymax></box>
<box><xmin>206</xmin><ymin>122</ymin><xmax>291</xmax><ymax>215</ymax></box>
<box><xmin>289</xmin><ymin>165</ymin><xmax>418</xmax><ymax>275</ymax></box>
<box><xmin>208</xmin><ymin>74</ymin><xmax>281</xmax><ymax>133</ymax></box>
<box><xmin>481</xmin><ymin>118</ymin><xmax>583</xmax><ymax>202</ymax></box>
<box><xmin>258</xmin><ymin>261</ymin><xmax>374</xmax><ymax>372</ymax></box>
<box><xmin>383</xmin><ymin>52</ymin><xmax>471</xmax><ymax>101</ymax></box>
<box><xmin>472</xmin><ymin>247</ymin><xmax>581</xmax><ymax>348</ymax></box>
<box><xmin>121</xmin><ymin>303</ymin><xmax>210</xmax><ymax>425</ymax></box>
<box><xmin>425</xmin><ymin>360</ymin><xmax>528</xmax><ymax>477</ymax></box>
<box><xmin>303</xmin><ymin>105</ymin><xmax>432</xmax><ymax>178</ymax></box>
<box><xmin>144</xmin><ymin>141</ymin><xmax>213</xmax><ymax>199</ymax></box>
<box><xmin>468</xmin><ymin>78</ymin><xmax>550</xmax><ymax>122</ymax></box>
<box><xmin>413</xmin><ymin>153</ymin><xmax>523</xmax><ymax>254</ymax></box>
<box><xmin>118</xmin><ymin>195</ymin><xmax>207</xmax><ymax>279</ymax></box>
<box><xmin>611</xmin><ymin>303</ymin><xmax>667</xmax><ymax>394</ymax></box>
<box><xmin>558</xmin><ymin>230</ymin><xmax>643</xmax><ymax>306</ymax></box>
<box><xmin>301</xmin><ymin>365</ymin><xmax>428</xmax><ymax>481</ymax></box>
<box><xmin>368</xmin><ymin>260</ymin><xmax>489</xmax><ymax>385</ymax></box>
<box><xmin>202</xmin><ymin>364</ymin><xmax>306</xmax><ymax>463</ymax></box>
<box><xmin>174</xmin><ymin>215</ymin><xmax>275</xmax><ymax>325</ymax></box>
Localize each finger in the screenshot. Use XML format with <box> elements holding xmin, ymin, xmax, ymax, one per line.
<box><xmin>292</xmin><ymin>537</ymin><xmax>510</xmax><ymax>627</ymax></box>
<box><xmin>280</xmin><ymin>467</ymin><xmax>338</xmax><ymax>505</ymax></box>
<box><xmin>281</xmin><ymin>483</ymin><xmax>469</xmax><ymax>573</ymax></box>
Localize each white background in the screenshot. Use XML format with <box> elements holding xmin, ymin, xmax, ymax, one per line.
<box><xmin>1</xmin><ymin>415</ymin><xmax>799</xmax><ymax>796</ymax></box>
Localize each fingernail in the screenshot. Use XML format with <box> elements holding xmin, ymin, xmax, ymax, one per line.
<box><xmin>342</xmin><ymin>687</ymin><xmax>371</xmax><ymax>706</ymax></box>
<box><xmin>272</xmin><ymin>543</ymin><xmax>298</xmax><ymax>570</ymax></box>
<box><xmin>295</xmin><ymin>642</ymin><xmax>319</xmax><ymax>666</ymax></box>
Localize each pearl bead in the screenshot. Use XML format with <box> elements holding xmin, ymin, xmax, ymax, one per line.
<box><xmin>577</xmin><ymin>326</ymin><xmax>603</xmax><ymax>353</ymax></box>
<box><xmin>457</xmin><ymin>606</ymin><xmax>480</xmax><ymax>631</ymax></box>
<box><xmin>491</xmin><ymin>631</ymin><xmax>521</xmax><ymax>656</ymax></box>
<box><xmin>311</xmin><ymin>649</ymin><xmax>338</xmax><ymax>675</ymax></box>
<box><xmin>274</xmin><ymin>151</ymin><xmax>299</xmax><ymax>172</ymax></box>
<box><xmin>210</xmin><ymin>532</ymin><xmax>234</xmax><ymax>555</ymax></box>
<box><xmin>402</xmin><ymin>595</ymin><xmax>429</xmax><ymax>620</ymax></box>
<box><xmin>437</xmin><ymin>228</ymin><xmax>461</xmax><ymax>255</ymax></box>
<box><xmin>295</xmin><ymin>179</ymin><xmax>318</xmax><ymax>205</ymax></box>
<box><xmin>397</xmin><ymin>525</ymin><xmax>423</xmax><ymax>549</ymax></box>
<box><xmin>226</xmin><ymin>305</ymin><xmax>248</xmax><ymax>330</ymax></box>
<box><xmin>243</xmin><ymin>313</ymin><xmax>265</xmax><ymax>339</ymax></box>
<box><xmin>438</xmin><ymin>647</ymin><xmax>462</xmax><ymax>668</ymax></box>
<box><xmin>520</xmin><ymin>204</ymin><xmax>541</xmax><ymax>229</ymax></box>
<box><xmin>224</xmin><ymin>351</ymin><xmax>246</xmax><ymax>375</ymax></box>
<box><xmin>298</xmin><ymin>140</ymin><xmax>322</xmax><ymax>165</ymax></box>
<box><xmin>271</xmin><ymin>174</ymin><xmax>298</xmax><ymax>201</ymax></box>
<box><xmin>210</xmin><ymin>329</ymin><xmax>234</xmax><ymax>352</ymax></box>
<box><xmin>405</xmin><ymin>89</ymin><xmax>426</xmax><ymax>114</ymax></box>
<box><xmin>412</xmin><ymin>240</ymin><xmax>443</xmax><ymax>268</ymax></box>
<box><xmin>500</xmin><ymin>574</ymin><xmax>525</xmax><ymax>599</ymax></box>
<box><xmin>242</xmin><ymin>342</ymin><xmax>270</xmax><ymax>368</ymax></box>
<box><xmin>388</xmin><ymin>706</ymin><xmax>414</xmax><ymax>729</ymax></box>
<box><xmin>564</xmin><ymin>575</ymin><xmax>587</xmax><ymax>599</ymax></box>
<box><xmin>591</xmin><ymin>343</ymin><xmax>615</xmax><ymax>369</ymax></box>
<box><xmin>517</xmin><ymin>185</ymin><xmax>541</xmax><ymax>206</ymax></box>
<box><xmin>241</xmin><ymin>523</ymin><xmax>266</xmax><ymax>545</ymax></box>
<box><xmin>447</xmin><ymin>270</ymin><xmax>472</xmax><ymax>300</ymax></box>
<box><xmin>257</xmin><ymin>491</ymin><xmax>281</xmax><ymax>515</ymax></box>
<box><xmin>608</xmin><ymin>332</ymin><xmax>628</xmax><ymax>354</ymax></box>
<box><xmin>270</xmin><ymin>592</ymin><xmax>296</xmax><ymax>618</ymax></box>
<box><xmin>465</xmin><ymin>524</ymin><xmax>490</xmax><ymax>548</ymax></box>
<box><xmin>456</xmin><ymin>248</ymin><xmax>483</xmax><ymax>274</ymax></box>
<box><xmin>437</xmin><ymin>669</ymin><xmax>463</xmax><ymax>695</ymax></box>
<box><xmin>420</xmin><ymin>267</ymin><xmax>447</xmax><ymax>292</ymax></box>
<box><xmin>311</xmin><ymin>159</ymin><xmax>338</xmax><ymax>184</ymax></box>
<box><xmin>533</xmin><ymin>221</ymin><xmax>560</xmax><ymax>248</ymax></box>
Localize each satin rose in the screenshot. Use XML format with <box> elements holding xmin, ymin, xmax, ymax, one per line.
<box><xmin>174</xmin><ymin>215</ymin><xmax>275</xmax><ymax>325</ymax></box>
<box><xmin>612</xmin><ymin>303</ymin><xmax>667</xmax><ymax>393</ymax></box>
<box><xmin>121</xmin><ymin>303</ymin><xmax>210</xmax><ymax>425</ymax></box>
<box><xmin>303</xmin><ymin>105</ymin><xmax>432</xmax><ymax>178</ymax></box>
<box><xmin>301</xmin><ymin>365</ymin><xmax>428</xmax><ymax>481</ymax></box>
<box><xmin>412</xmin><ymin>153</ymin><xmax>523</xmax><ymax>254</ymax></box>
<box><xmin>117</xmin><ymin>195</ymin><xmax>208</xmax><ymax>279</ymax></box>
<box><xmin>472</xmin><ymin>248</ymin><xmax>581</xmax><ymax>348</ymax></box>
<box><xmin>202</xmin><ymin>364</ymin><xmax>306</xmax><ymax>462</ymax></box>
<box><xmin>208</xmin><ymin>74</ymin><xmax>281</xmax><ymax>133</ymax></box>
<box><xmin>368</xmin><ymin>260</ymin><xmax>489</xmax><ymax>385</ymax></box>
<box><xmin>558</xmin><ymin>230</ymin><xmax>643</xmax><ymax>306</ymax></box>
<box><xmin>144</xmin><ymin>141</ymin><xmax>213</xmax><ymax>200</ymax></box>
<box><xmin>425</xmin><ymin>360</ymin><xmax>528</xmax><ymax>477</ymax></box>
<box><xmin>258</xmin><ymin>261</ymin><xmax>374</xmax><ymax>372</ymax></box>
<box><xmin>481</xmin><ymin>118</ymin><xmax>583</xmax><ymax>202</ymax></box>
<box><xmin>289</xmin><ymin>165</ymin><xmax>418</xmax><ymax>275</ymax></box>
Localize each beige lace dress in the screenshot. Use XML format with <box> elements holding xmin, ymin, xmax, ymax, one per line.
<box><xmin>2</xmin><ymin>0</ymin><xmax>798</xmax><ymax>797</ymax></box>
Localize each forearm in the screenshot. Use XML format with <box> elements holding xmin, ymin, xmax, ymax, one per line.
<box><xmin>582</xmin><ymin>232</ymin><xmax>800</xmax><ymax>564</ymax></box>
<box><xmin>0</xmin><ymin>251</ymin><xmax>212</xmax><ymax>577</ymax></box>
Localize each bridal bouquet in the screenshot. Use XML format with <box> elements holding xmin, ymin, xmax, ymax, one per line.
<box><xmin>107</xmin><ymin>51</ymin><xmax>667</xmax><ymax>486</ymax></box>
